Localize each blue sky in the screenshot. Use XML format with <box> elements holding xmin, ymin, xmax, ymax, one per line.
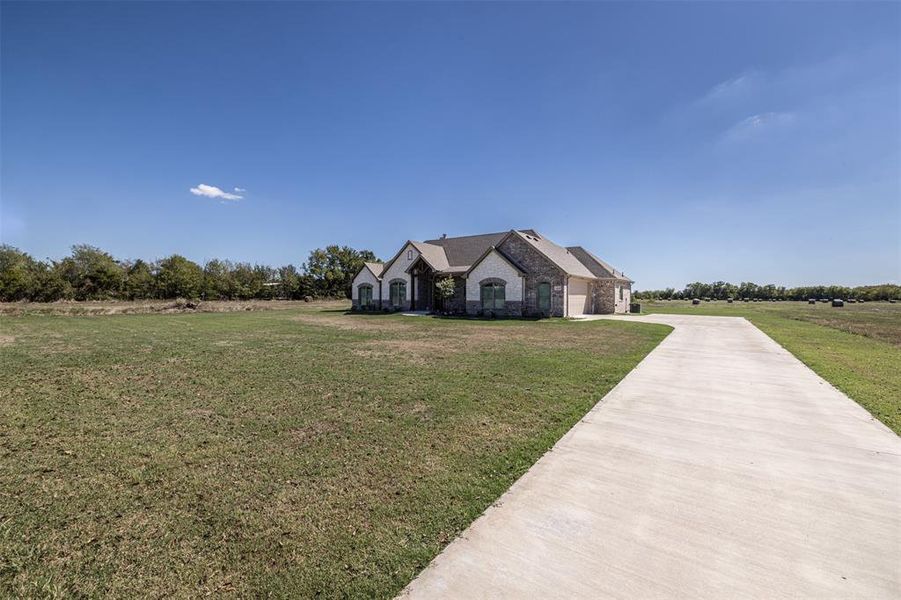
<box><xmin>2</xmin><ymin>1</ymin><xmax>898</xmax><ymax>290</ymax></box>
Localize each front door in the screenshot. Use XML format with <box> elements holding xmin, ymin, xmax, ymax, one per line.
<box><xmin>538</xmin><ymin>282</ymin><xmax>551</xmax><ymax>313</ymax></box>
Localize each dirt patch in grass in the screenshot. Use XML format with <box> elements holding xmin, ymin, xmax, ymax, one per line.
<box><xmin>292</xmin><ymin>312</ymin><xmax>418</xmax><ymax>333</ymax></box>
<box><xmin>351</xmin><ymin>338</ymin><xmax>463</xmax><ymax>364</ymax></box>
<box><xmin>298</xmin><ymin>313</ymin><xmax>644</xmax><ymax>357</ymax></box>
<box><xmin>0</xmin><ymin>335</ymin><xmax>14</xmax><ymax>346</ymax></box>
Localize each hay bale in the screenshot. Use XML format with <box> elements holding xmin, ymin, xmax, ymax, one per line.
<box><xmin>692</xmin><ymin>298</ymin><xmax>700</xmax><ymax>305</ymax></box>
<box><xmin>808</xmin><ymin>299</ymin><xmax>816</xmax><ymax>304</ymax></box>
<box><xmin>832</xmin><ymin>299</ymin><xmax>844</xmax><ymax>308</ymax></box>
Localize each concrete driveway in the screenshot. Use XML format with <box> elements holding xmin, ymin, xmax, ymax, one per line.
<box><xmin>401</xmin><ymin>314</ymin><xmax>901</xmax><ymax>599</ymax></box>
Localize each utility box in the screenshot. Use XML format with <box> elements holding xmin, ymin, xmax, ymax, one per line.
<box><xmin>629</xmin><ymin>303</ymin><xmax>641</xmax><ymax>314</ymax></box>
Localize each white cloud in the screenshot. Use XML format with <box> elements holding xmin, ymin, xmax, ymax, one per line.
<box><xmin>234</xmin><ymin>187</ymin><xmax>246</xmax><ymax>193</ymax></box>
<box><xmin>699</xmin><ymin>71</ymin><xmax>762</xmax><ymax>105</ymax></box>
<box><xmin>723</xmin><ymin>112</ymin><xmax>795</xmax><ymax>142</ymax></box>
<box><xmin>190</xmin><ymin>184</ymin><xmax>243</xmax><ymax>201</ymax></box>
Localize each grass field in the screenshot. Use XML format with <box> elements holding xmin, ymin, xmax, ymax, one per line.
<box><xmin>641</xmin><ymin>300</ymin><xmax>901</xmax><ymax>435</ymax></box>
<box><xmin>0</xmin><ymin>303</ymin><xmax>670</xmax><ymax>598</ymax></box>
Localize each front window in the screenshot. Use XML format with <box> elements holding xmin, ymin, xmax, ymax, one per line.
<box><xmin>538</xmin><ymin>282</ymin><xmax>551</xmax><ymax>311</ymax></box>
<box><xmin>359</xmin><ymin>284</ymin><xmax>372</xmax><ymax>307</ymax></box>
<box><xmin>618</xmin><ymin>286</ymin><xmax>623</xmax><ymax>300</ymax></box>
<box><xmin>390</xmin><ymin>281</ymin><xmax>406</xmax><ymax>306</ymax></box>
<box><xmin>481</xmin><ymin>282</ymin><xmax>506</xmax><ymax>310</ymax></box>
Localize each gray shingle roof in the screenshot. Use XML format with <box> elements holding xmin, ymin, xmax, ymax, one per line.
<box><xmin>380</xmin><ymin>229</ymin><xmax>625</xmax><ymax>282</ymax></box>
<box><xmin>423</xmin><ymin>231</ymin><xmax>509</xmax><ymax>268</ymax></box>
<box><xmin>567</xmin><ymin>246</ymin><xmax>631</xmax><ymax>281</ymax></box>
<box><xmin>513</xmin><ymin>231</ymin><xmax>596</xmax><ymax>278</ymax></box>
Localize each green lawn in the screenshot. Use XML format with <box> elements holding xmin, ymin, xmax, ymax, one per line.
<box><xmin>641</xmin><ymin>300</ymin><xmax>901</xmax><ymax>435</ymax></box>
<box><xmin>0</xmin><ymin>304</ymin><xmax>670</xmax><ymax>598</ymax></box>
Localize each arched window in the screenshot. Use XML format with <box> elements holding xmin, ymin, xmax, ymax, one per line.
<box><xmin>537</xmin><ymin>282</ymin><xmax>551</xmax><ymax>312</ymax></box>
<box><xmin>358</xmin><ymin>284</ymin><xmax>373</xmax><ymax>307</ymax></box>
<box><xmin>390</xmin><ymin>280</ymin><xmax>406</xmax><ymax>307</ymax></box>
<box><xmin>481</xmin><ymin>282</ymin><xmax>506</xmax><ymax>310</ymax></box>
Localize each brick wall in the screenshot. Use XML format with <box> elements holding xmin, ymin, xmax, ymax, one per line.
<box><xmin>589</xmin><ymin>279</ymin><xmax>632</xmax><ymax>314</ymax></box>
<box><xmin>498</xmin><ymin>234</ymin><xmax>566</xmax><ymax>317</ymax></box>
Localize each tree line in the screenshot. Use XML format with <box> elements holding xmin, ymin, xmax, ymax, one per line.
<box><xmin>0</xmin><ymin>244</ymin><xmax>377</xmax><ymax>302</ymax></box>
<box><xmin>635</xmin><ymin>281</ymin><xmax>901</xmax><ymax>302</ymax></box>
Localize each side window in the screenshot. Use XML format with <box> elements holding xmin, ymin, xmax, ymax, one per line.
<box><xmin>480</xmin><ymin>282</ymin><xmax>506</xmax><ymax>310</ymax></box>
<box><xmin>359</xmin><ymin>284</ymin><xmax>372</xmax><ymax>307</ymax></box>
<box><xmin>618</xmin><ymin>286</ymin><xmax>623</xmax><ymax>301</ymax></box>
<box><xmin>390</xmin><ymin>281</ymin><xmax>406</xmax><ymax>306</ymax></box>
<box><xmin>538</xmin><ymin>282</ymin><xmax>551</xmax><ymax>311</ymax></box>
<box><xmin>407</xmin><ymin>249</ymin><xmax>413</xmax><ymax>260</ymax></box>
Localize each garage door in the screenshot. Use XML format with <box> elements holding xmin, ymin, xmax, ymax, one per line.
<box><xmin>568</xmin><ymin>279</ymin><xmax>589</xmax><ymax>317</ymax></box>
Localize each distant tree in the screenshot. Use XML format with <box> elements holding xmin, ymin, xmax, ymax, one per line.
<box><xmin>0</xmin><ymin>245</ymin><xmax>39</xmax><ymax>301</ymax></box>
<box><xmin>124</xmin><ymin>260</ymin><xmax>156</xmax><ymax>300</ymax></box>
<box><xmin>304</xmin><ymin>245</ymin><xmax>377</xmax><ymax>298</ymax></box>
<box><xmin>55</xmin><ymin>244</ymin><xmax>125</xmax><ymax>300</ymax></box>
<box><xmin>33</xmin><ymin>263</ymin><xmax>71</xmax><ymax>301</ymax></box>
<box><xmin>220</xmin><ymin>263</ymin><xmax>272</xmax><ymax>300</ymax></box>
<box><xmin>156</xmin><ymin>255</ymin><xmax>203</xmax><ymax>299</ymax></box>
<box><xmin>274</xmin><ymin>265</ymin><xmax>298</xmax><ymax>299</ymax></box>
<box><xmin>202</xmin><ymin>259</ymin><xmax>232</xmax><ymax>300</ymax></box>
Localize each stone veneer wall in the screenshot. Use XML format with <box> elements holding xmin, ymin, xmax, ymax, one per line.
<box><xmin>589</xmin><ymin>279</ymin><xmax>632</xmax><ymax>314</ymax></box>
<box><xmin>465</xmin><ymin>300</ymin><xmax>523</xmax><ymax>317</ymax></box>
<box><xmin>497</xmin><ymin>234</ymin><xmax>566</xmax><ymax>317</ymax></box>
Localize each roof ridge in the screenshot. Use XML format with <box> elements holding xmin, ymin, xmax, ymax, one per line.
<box><xmin>423</xmin><ymin>230</ymin><xmax>514</xmax><ymax>243</ymax></box>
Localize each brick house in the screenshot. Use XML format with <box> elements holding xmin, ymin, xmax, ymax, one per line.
<box><xmin>351</xmin><ymin>229</ymin><xmax>633</xmax><ymax>317</ymax></box>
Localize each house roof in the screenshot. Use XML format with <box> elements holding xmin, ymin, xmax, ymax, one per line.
<box><xmin>379</xmin><ymin>229</ymin><xmax>627</xmax><ymax>282</ymax></box>
<box><xmin>566</xmin><ymin>246</ymin><xmax>632</xmax><ymax>282</ymax></box>
<box><xmin>362</xmin><ymin>261</ymin><xmax>384</xmax><ymax>278</ymax></box>
<box><xmin>512</xmin><ymin>230</ymin><xmax>596</xmax><ymax>279</ymax></box>
<box><xmin>423</xmin><ymin>231</ymin><xmax>510</xmax><ymax>268</ymax></box>
<box><xmin>409</xmin><ymin>241</ymin><xmax>450</xmax><ymax>272</ymax></box>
